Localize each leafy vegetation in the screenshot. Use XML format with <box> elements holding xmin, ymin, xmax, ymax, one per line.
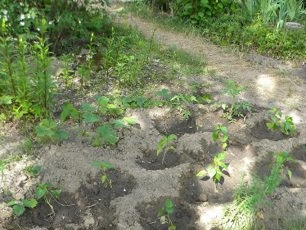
<box><xmin>92</xmin><ymin>161</ymin><xmax>115</xmax><ymax>188</ymax></box>
<box><xmin>132</xmin><ymin>0</ymin><xmax>306</xmax><ymax>60</ymax></box>
<box><xmin>266</xmin><ymin>107</ymin><xmax>295</xmax><ymax>136</ymax></box>
<box><xmin>222</xmin><ymin>80</ymin><xmax>251</xmax><ymax>121</ymax></box>
<box><xmin>197</xmin><ymin>124</ymin><xmax>229</xmax><ymax>186</ymax></box>
<box><xmin>35</xmin><ymin>183</ymin><xmax>61</xmax><ymax>216</ymax></box>
<box><xmin>157</xmin><ymin>198</ymin><xmax>176</xmax><ymax>230</ymax></box>
<box><xmin>156</xmin><ymin>134</ymin><xmax>177</xmax><ymax>164</ymax></box>
<box><xmin>7</xmin><ymin>199</ymin><xmax>38</xmax><ymax>217</ymax></box>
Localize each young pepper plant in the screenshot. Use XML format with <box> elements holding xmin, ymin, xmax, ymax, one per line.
<box><xmin>156</xmin><ymin>134</ymin><xmax>177</xmax><ymax>164</ymax></box>
<box><xmin>91</xmin><ymin>161</ymin><xmax>115</xmax><ymax>188</ymax></box>
<box><xmin>266</xmin><ymin>107</ymin><xmax>295</xmax><ymax>136</ymax></box>
<box><xmin>157</xmin><ymin>198</ymin><xmax>176</xmax><ymax>230</ymax></box>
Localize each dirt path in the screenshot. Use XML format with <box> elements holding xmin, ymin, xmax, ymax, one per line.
<box><xmin>118</xmin><ymin>13</ymin><xmax>306</xmax><ymax>116</ymax></box>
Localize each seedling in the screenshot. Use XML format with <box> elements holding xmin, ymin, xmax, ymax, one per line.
<box><xmin>266</xmin><ymin>107</ymin><xmax>295</xmax><ymax>136</ymax></box>
<box><xmin>92</xmin><ymin>124</ymin><xmax>118</xmax><ymax>147</ymax></box>
<box><xmin>156</xmin><ymin>134</ymin><xmax>177</xmax><ymax>164</ymax></box>
<box><xmin>212</xmin><ymin>124</ymin><xmax>229</xmax><ymax>150</ymax></box>
<box><xmin>197</xmin><ymin>151</ymin><xmax>229</xmax><ymax>185</ymax></box>
<box><xmin>157</xmin><ymin>198</ymin><xmax>176</xmax><ymax>230</ymax></box>
<box><xmin>170</xmin><ymin>94</ymin><xmax>197</xmax><ymax>119</ymax></box>
<box><xmin>60</xmin><ymin>103</ymin><xmax>80</xmax><ymax>122</ymax></box>
<box><xmin>7</xmin><ymin>199</ymin><xmax>38</xmax><ymax>217</ymax></box>
<box><xmin>35</xmin><ymin>119</ymin><xmax>68</xmax><ymax>143</ymax></box>
<box><xmin>222</xmin><ymin>80</ymin><xmax>251</xmax><ymax>121</ymax></box>
<box><xmin>91</xmin><ymin>161</ymin><xmax>115</xmax><ymax>188</ymax></box>
<box><xmin>35</xmin><ymin>183</ymin><xmax>61</xmax><ymax>216</ymax></box>
<box><xmin>24</xmin><ymin>165</ymin><xmax>41</xmax><ymax>177</ymax></box>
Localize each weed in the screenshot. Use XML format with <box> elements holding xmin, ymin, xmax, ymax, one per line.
<box><xmin>35</xmin><ymin>183</ymin><xmax>61</xmax><ymax>216</ymax></box>
<box><xmin>223</xmin><ymin>151</ymin><xmax>293</xmax><ymax>229</ymax></box>
<box><xmin>91</xmin><ymin>161</ymin><xmax>115</xmax><ymax>188</ymax></box>
<box><xmin>35</xmin><ymin>119</ymin><xmax>68</xmax><ymax>144</ymax></box>
<box><xmin>266</xmin><ymin>107</ymin><xmax>295</xmax><ymax>136</ymax></box>
<box><xmin>7</xmin><ymin>199</ymin><xmax>38</xmax><ymax>217</ymax></box>
<box><xmin>158</xmin><ymin>198</ymin><xmax>176</xmax><ymax>230</ymax></box>
<box><xmin>156</xmin><ymin>134</ymin><xmax>177</xmax><ymax>164</ymax></box>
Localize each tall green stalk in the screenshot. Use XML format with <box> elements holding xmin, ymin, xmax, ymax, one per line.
<box><xmin>33</xmin><ymin>36</ymin><xmax>52</xmax><ymax>117</ymax></box>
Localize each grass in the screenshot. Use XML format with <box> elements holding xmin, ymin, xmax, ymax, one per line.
<box><xmin>125</xmin><ymin>2</ymin><xmax>306</xmax><ymax>61</ymax></box>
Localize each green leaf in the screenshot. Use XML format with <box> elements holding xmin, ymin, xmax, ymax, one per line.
<box><xmin>97</xmin><ymin>96</ymin><xmax>110</xmax><ymax>114</ymax></box>
<box><xmin>83</xmin><ymin>112</ymin><xmax>100</xmax><ymax>124</ymax></box>
<box><xmin>169</xmin><ymin>225</ymin><xmax>176</xmax><ymax>230</ymax></box>
<box><xmin>22</xmin><ymin>199</ymin><xmax>38</xmax><ymax>208</ymax></box>
<box><xmin>35</xmin><ymin>186</ymin><xmax>47</xmax><ymax>200</ymax></box>
<box><xmin>0</xmin><ymin>95</ymin><xmax>13</xmax><ymax>105</ymax></box>
<box><xmin>94</xmin><ymin>124</ymin><xmax>118</xmax><ymax>146</ymax></box>
<box><xmin>50</xmin><ymin>189</ymin><xmax>61</xmax><ymax>199</ymax></box>
<box><xmin>60</xmin><ymin>103</ymin><xmax>79</xmax><ymax>122</ymax></box>
<box><xmin>92</xmin><ymin>161</ymin><xmax>114</xmax><ymax>170</ymax></box>
<box><xmin>207</xmin><ymin>165</ymin><xmax>217</xmax><ymax>178</ymax></box>
<box><xmin>122</xmin><ymin>117</ymin><xmax>136</xmax><ymax>125</ymax></box>
<box><xmin>12</xmin><ymin>204</ymin><xmax>25</xmax><ymax>216</ymax></box>
<box><xmin>112</xmin><ymin>119</ymin><xmax>126</xmax><ymax>129</ymax></box>
<box><xmin>135</xmin><ymin>96</ymin><xmax>147</xmax><ymax>107</ymax></box>
<box><xmin>164</xmin><ymin>198</ymin><xmax>174</xmax><ymax>215</ymax></box>
<box><xmin>55</xmin><ymin>129</ymin><xmax>69</xmax><ymax>141</ymax></box>
<box><xmin>7</xmin><ymin>200</ymin><xmax>19</xmax><ymax>206</ymax></box>
<box><xmin>35</xmin><ymin>119</ymin><xmax>57</xmax><ymax>138</ymax></box>
<box><xmin>81</xmin><ymin>103</ymin><xmax>96</xmax><ymax>113</ymax></box>
<box><xmin>157</xmin><ymin>89</ymin><xmax>172</xmax><ymax>101</ymax></box>
<box><xmin>196</xmin><ymin>170</ymin><xmax>207</xmax><ymax>178</ymax></box>
<box><xmin>101</xmin><ymin>175</ymin><xmax>107</xmax><ymax>184</ymax></box>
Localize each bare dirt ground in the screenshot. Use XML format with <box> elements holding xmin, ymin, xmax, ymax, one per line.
<box><xmin>1</xmin><ymin>7</ymin><xmax>306</xmax><ymax>230</ymax></box>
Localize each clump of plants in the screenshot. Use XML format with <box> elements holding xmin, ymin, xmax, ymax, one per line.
<box><xmin>197</xmin><ymin>124</ymin><xmax>229</xmax><ymax>188</ymax></box>
<box><xmin>8</xmin><ymin>198</ymin><xmax>38</xmax><ymax>217</ymax></box>
<box><xmin>35</xmin><ymin>119</ymin><xmax>68</xmax><ymax>144</ymax></box>
<box><xmin>156</xmin><ymin>134</ymin><xmax>177</xmax><ymax>164</ymax></box>
<box><xmin>158</xmin><ymin>198</ymin><xmax>176</xmax><ymax>230</ymax></box>
<box><xmin>8</xmin><ymin>182</ymin><xmax>61</xmax><ymax>217</ymax></box>
<box><xmin>266</xmin><ymin>107</ymin><xmax>295</xmax><ymax>136</ymax></box>
<box><xmin>35</xmin><ymin>183</ymin><xmax>61</xmax><ymax>215</ymax></box>
<box><xmin>222</xmin><ymin>80</ymin><xmax>251</xmax><ymax>121</ymax></box>
<box><xmin>223</xmin><ymin>151</ymin><xmax>293</xmax><ymax>229</ymax></box>
<box><xmin>60</xmin><ymin>97</ymin><xmax>137</xmax><ymax>147</ymax></box>
<box><xmin>92</xmin><ymin>161</ymin><xmax>115</xmax><ymax>188</ymax></box>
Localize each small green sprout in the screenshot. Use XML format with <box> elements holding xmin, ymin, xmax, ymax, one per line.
<box><xmin>156</xmin><ymin>134</ymin><xmax>177</xmax><ymax>164</ymax></box>
<box><xmin>158</xmin><ymin>198</ymin><xmax>176</xmax><ymax>230</ymax></box>
<box><xmin>35</xmin><ymin>183</ymin><xmax>61</xmax><ymax>215</ymax></box>
<box><xmin>35</xmin><ymin>119</ymin><xmax>68</xmax><ymax>143</ymax></box>
<box><xmin>91</xmin><ymin>161</ymin><xmax>115</xmax><ymax>188</ymax></box>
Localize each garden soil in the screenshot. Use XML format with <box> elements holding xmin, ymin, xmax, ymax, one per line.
<box><xmin>1</xmin><ymin>6</ymin><xmax>306</xmax><ymax>230</ymax></box>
